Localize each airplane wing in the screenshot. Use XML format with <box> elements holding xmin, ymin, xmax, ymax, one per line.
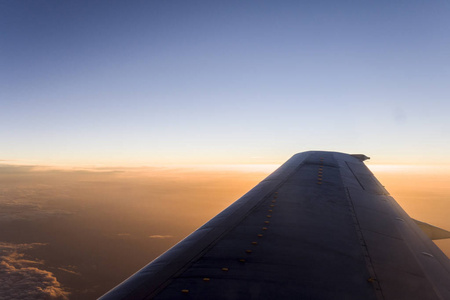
<box><xmin>99</xmin><ymin>151</ymin><xmax>450</xmax><ymax>299</ymax></box>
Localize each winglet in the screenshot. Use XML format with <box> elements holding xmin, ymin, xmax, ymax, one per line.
<box><xmin>413</xmin><ymin>219</ymin><xmax>450</xmax><ymax>240</ymax></box>
<box><xmin>350</xmin><ymin>154</ymin><xmax>370</xmax><ymax>161</ymax></box>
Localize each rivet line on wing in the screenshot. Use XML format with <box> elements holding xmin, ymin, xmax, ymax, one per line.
<box><xmin>239</xmin><ymin>192</ymin><xmax>278</xmax><ymax>265</ymax></box>
<box><xmin>318</xmin><ymin>158</ymin><xmax>324</xmax><ymax>185</ymax></box>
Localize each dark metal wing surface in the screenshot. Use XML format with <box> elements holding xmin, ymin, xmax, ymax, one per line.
<box><xmin>100</xmin><ymin>151</ymin><xmax>450</xmax><ymax>300</ymax></box>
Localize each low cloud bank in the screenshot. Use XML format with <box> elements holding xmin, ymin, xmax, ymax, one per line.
<box><xmin>0</xmin><ymin>202</ymin><xmax>72</xmax><ymax>222</ymax></box>
<box><xmin>148</xmin><ymin>235</ymin><xmax>173</xmax><ymax>239</ymax></box>
<box><xmin>0</xmin><ymin>242</ymin><xmax>69</xmax><ymax>300</ymax></box>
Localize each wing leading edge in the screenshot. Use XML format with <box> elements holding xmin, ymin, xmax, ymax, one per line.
<box><xmin>100</xmin><ymin>151</ymin><xmax>450</xmax><ymax>300</ymax></box>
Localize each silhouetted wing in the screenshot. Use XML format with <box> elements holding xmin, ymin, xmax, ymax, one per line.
<box><xmin>99</xmin><ymin>151</ymin><xmax>450</xmax><ymax>300</ymax></box>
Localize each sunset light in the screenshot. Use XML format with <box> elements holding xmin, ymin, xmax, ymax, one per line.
<box><xmin>1</xmin><ymin>1</ymin><xmax>450</xmax><ymax>299</ymax></box>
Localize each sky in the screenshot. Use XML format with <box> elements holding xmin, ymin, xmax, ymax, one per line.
<box><xmin>1</xmin><ymin>0</ymin><xmax>450</xmax><ymax>166</ymax></box>
<box><xmin>1</xmin><ymin>2</ymin><xmax>450</xmax><ymax>299</ymax></box>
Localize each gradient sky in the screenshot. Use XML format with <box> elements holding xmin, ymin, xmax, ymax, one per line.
<box><xmin>2</xmin><ymin>1</ymin><xmax>450</xmax><ymax>166</ymax></box>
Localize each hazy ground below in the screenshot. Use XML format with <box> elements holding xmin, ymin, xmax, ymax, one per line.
<box><xmin>0</xmin><ymin>163</ymin><xmax>449</xmax><ymax>299</ymax></box>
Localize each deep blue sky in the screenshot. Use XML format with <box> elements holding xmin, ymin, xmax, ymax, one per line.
<box><xmin>1</xmin><ymin>1</ymin><xmax>449</xmax><ymax>165</ymax></box>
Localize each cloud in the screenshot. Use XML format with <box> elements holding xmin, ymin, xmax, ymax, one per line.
<box><xmin>0</xmin><ymin>175</ymin><xmax>73</xmax><ymax>222</ymax></box>
<box><xmin>0</xmin><ymin>242</ymin><xmax>69</xmax><ymax>300</ymax></box>
<box><xmin>57</xmin><ymin>267</ymin><xmax>81</xmax><ymax>276</ymax></box>
<box><xmin>0</xmin><ymin>202</ymin><xmax>72</xmax><ymax>222</ymax></box>
<box><xmin>148</xmin><ymin>235</ymin><xmax>173</xmax><ymax>239</ymax></box>
<box><xmin>117</xmin><ymin>233</ymin><xmax>131</xmax><ymax>237</ymax></box>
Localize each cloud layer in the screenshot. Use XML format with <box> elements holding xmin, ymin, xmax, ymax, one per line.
<box><xmin>0</xmin><ymin>202</ymin><xmax>72</xmax><ymax>222</ymax></box>
<box><xmin>0</xmin><ymin>242</ymin><xmax>69</xmax><ymax>300</ymax></box>
<box><xmin>148</xmin><ymin>235</ymin><xmax>173</xmax><ymax>239</ymax></box>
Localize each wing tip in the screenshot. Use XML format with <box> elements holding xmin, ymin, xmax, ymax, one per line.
<box><xmin>350</xmin><ymin>154</ymin><xmax>370</xmax><ymax>161</ymax></box>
